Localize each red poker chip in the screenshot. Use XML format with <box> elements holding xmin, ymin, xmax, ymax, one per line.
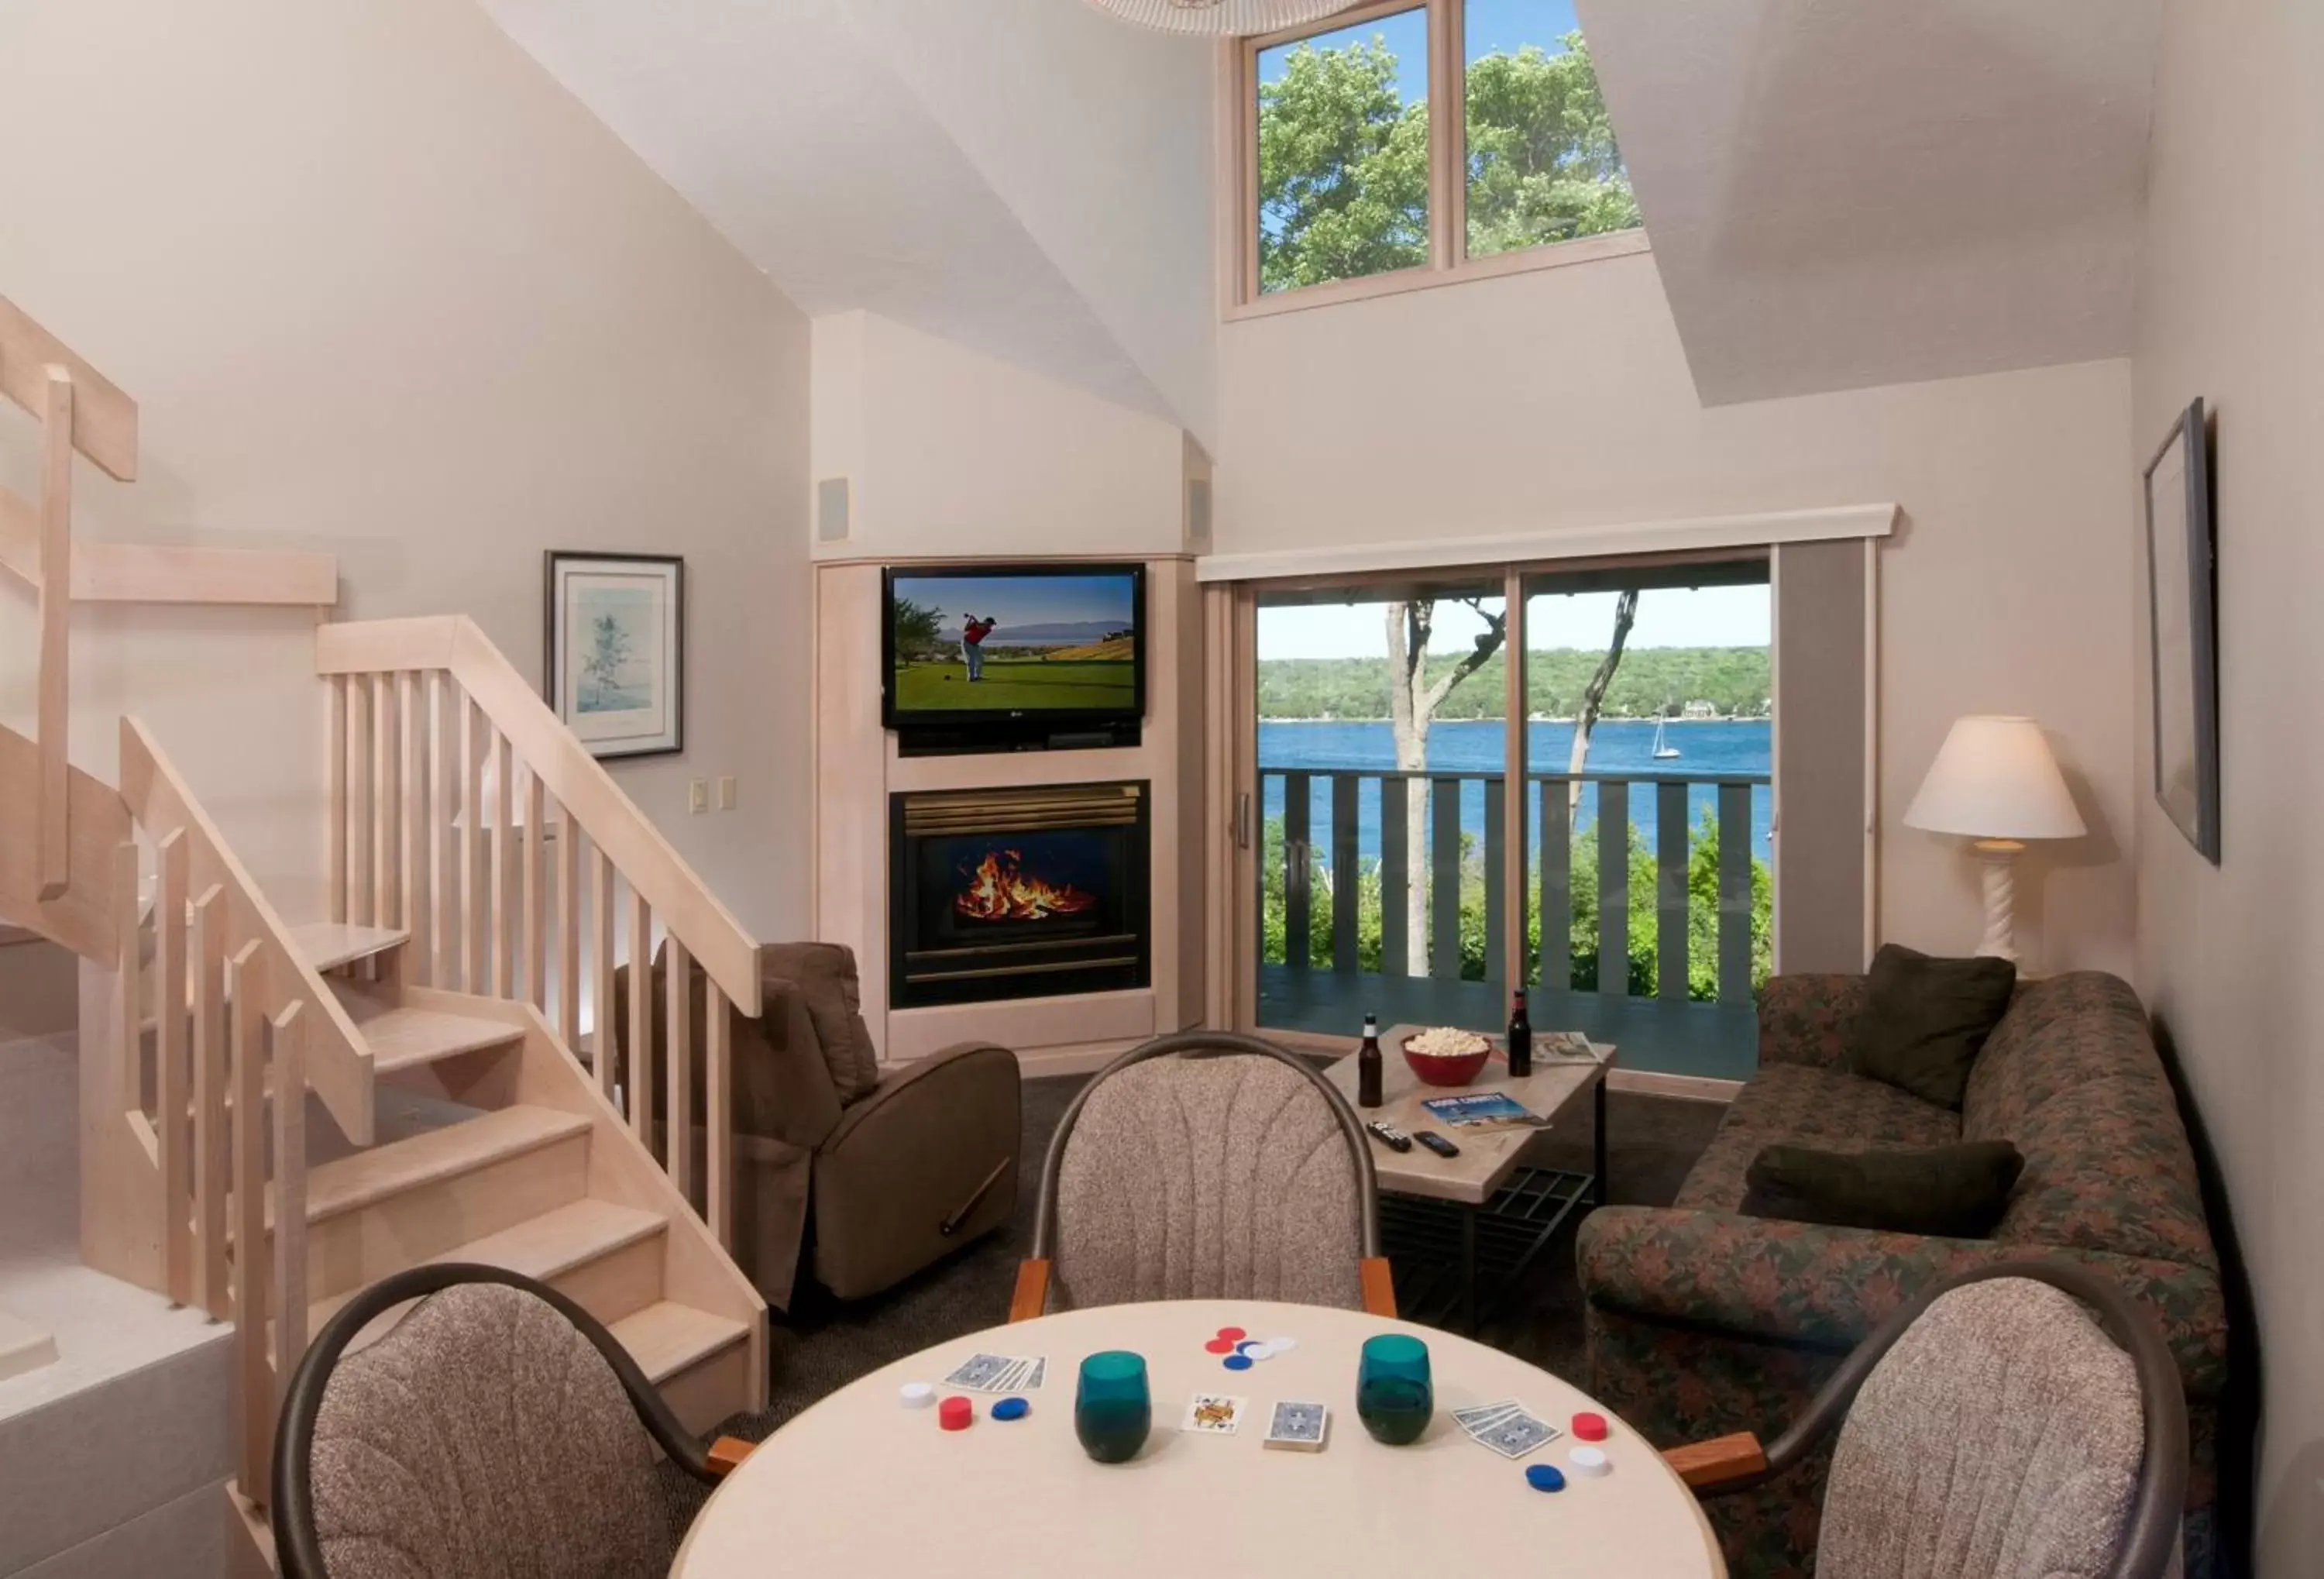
<box><xmin>1215</xmin><ymin>1326</ymin><xmax>1246</xmax><ymax>1343</ymax></box>
<box><xmin>1203</xmin><ymin>1337</ymin><xmax>1236</xmax><ymax>1354</ymax></box>
<box><xmin>939</xmin><ymin>1396</ymin><xmax>975</xmax><ymax>1430</ymax></box>
<box><xmin>1572</xmin><ymin>1412</ymin><xmax>1608</xmax><ymax>1442</ymax></box>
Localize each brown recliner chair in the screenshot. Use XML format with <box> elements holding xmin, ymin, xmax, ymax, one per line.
<box><xmin>611</xmin><ymin>941</ymin><xmax>1020</xmax><ymax>1309</ymax></box>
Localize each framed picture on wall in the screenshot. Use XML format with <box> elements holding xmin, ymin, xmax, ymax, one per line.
<box><xmin>545</xmin><ymin>552</ymin><xmax>685</xmax><ymax>760</ymax></box>
<box><xmin>2142</xmin><ymin>398</ymin><xmax>2219</xmax><ymax>863</ymax></box>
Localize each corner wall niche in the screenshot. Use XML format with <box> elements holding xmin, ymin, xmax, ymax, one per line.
<box><xmin>813</xmin><ymin>557</ymin><xmax>1202</xmax><ymax>1071</ymax></box>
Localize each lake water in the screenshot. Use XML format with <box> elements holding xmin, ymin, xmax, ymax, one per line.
<box><xmin>1259</xmin><ymin>718</ymin><xmax>1773</xmax><ymax>864</ymax></box>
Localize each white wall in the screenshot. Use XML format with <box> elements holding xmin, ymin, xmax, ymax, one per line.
<box><xmin>2131</xmin><ymin>1</ymin><xmax>2324</xmax><ymax>1569</ymax></box>
<box><xmin>1215</xmin><ymin>254</ymin><xmax>2138</xmax><ymax>972</ymax></box>
<box><xmin>0</xmin><ymin>0</ymin><xmax>813</xmax><ymax>941</ymax></box>
<box><xmin>812</xmin><ymin>310</ymin><xmax>1189</xmax><ymax>562</ymax></box>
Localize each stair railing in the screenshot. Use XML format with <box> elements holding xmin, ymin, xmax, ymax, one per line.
<box><xmin>110</xmin><ymin>717</ymin><xmax>376</xmax><ymax>1501</ymax></box>
<box><xmin>315</xmin><ymin>615</ymin><xmax>755</xmax><ymax>1247</ymax></box>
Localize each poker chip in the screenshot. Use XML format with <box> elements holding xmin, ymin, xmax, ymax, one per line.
<box><xmin>1263</xmin><ymin>1336</ymin><xmax>1297</xmax><ymax>1354</ymax></box>
<box><xmin>1215</xmin><ymin>1326</ymin><xmax>1247</xmax><ymax>1343</ymax></box>
<box><xmin>1236</xmin><ymin>1340</ymin><xmax>1268</xmax><ymax>1358</ymax></box>
<box><xmin>1571</xmin><ymin>1412</ymin><xmax>1608</xmax><ymax>1442</ymax></box>
<box><xmin>1525</xmin><ymin>1464</ymin><xmax>1567</xmax><ymax>1493</ymax></box>
<box><xmin>1222</xmin><ymin>1354</ymin><xmax>1254</xmax><ymax>1371</ymax></box>
<box><xmin>939</xmin><ymin>1396</ymin><xmax>975</xmax><ymax>1431</ymax></box>
<box><xmin>1568</xmin><ymin>1445</ymin><xmax>1611</xmax><ymax>1477</ymax></box>
<box><xmin>899</xmin><ymin>1382</ymin><xmax>936</xmax><ymax>1409</ymax></box>
<box><xmin>992</xmin><ymin>1397</ymin><xmax>1030</xmax><ymax>1422</ymax></box>
<box><xmin>1203</xmin><ymin>1337</ymin><xmax>1237</xmax><ymax>1355</ymax></box>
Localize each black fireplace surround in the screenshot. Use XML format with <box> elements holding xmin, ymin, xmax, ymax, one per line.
<box><xmin>889</xmin><ymin>781</ymin><xmax>1151</xmax><ymax>1010</ymax></box>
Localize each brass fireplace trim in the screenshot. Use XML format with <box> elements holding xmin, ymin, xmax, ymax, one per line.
<box><xmin>901</xmin><ymin>782</ymin><xmax>1143</xmax><ymax>838</ymax></box>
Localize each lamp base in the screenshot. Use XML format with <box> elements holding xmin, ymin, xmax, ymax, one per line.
<box><xmin>1970</xmin><ymin>839</ymin><xmax>2026</xmax><ymax>963</ymax></box>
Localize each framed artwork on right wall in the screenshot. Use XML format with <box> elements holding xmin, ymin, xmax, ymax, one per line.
<box><xmin>2143</xmin><ymin>397</ymin><xmax>2219</xmax><ymax>864</ymax></box>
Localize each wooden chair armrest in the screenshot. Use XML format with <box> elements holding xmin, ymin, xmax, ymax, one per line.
<box><xmin>706</xmin><ymin>1436</ymin><xmax>757</xmax><ymax>1479</ymax></box>
<box><xmin>1009</xmin><ymin>1258</ymin><xmax>1050</xmax><ymax>1323</ymax></box>
<box><xmin>1662</xmin><ymin>1431</ymin><xmax>1769</xmax><ymax>1491</ymax></box>
<box><xmin>1359</xmin><ymin>1256</ymin><xmax>1397</xmax><ymax>1319</ymax></box>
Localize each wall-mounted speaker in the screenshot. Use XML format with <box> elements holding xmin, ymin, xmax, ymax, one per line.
<box><xmin>816</xmin><ymin>476</ymin><xmax>851</xmax><ymax>542</ymax></box>
<box><xmin>1184</xmin><ymin>476</ymin><xmax>1212</xmax><ymax>550</ymax></box>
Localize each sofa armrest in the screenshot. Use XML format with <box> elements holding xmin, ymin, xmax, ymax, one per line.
<box><xmin>1576</xmin><ymin>1206</ymin><xmax>2229</xmax><ymax>1397</ymax></box>
<box><xmin>1756</xmin><ymin>974</ymin><xmax>1867</xmax><ymax>1069</ymax></box>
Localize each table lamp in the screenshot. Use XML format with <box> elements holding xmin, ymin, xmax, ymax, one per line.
<box><xmin>1903</xmin><ymin>716</ymin><xmax>2085</xmax><ymax>963</ymax></box>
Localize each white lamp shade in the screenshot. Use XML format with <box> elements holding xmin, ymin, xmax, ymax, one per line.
<box><xmin>1903</xmin><ymin>716</ymin><xmax>2087</xmax><ymax>841</ymax></box>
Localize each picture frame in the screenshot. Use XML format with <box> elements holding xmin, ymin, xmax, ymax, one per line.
<box><xmin>2141</xmin><ymin>398</ymin><xmax>2219</xmax><ymax>863</ymax></box>
<box><xmin>545</xmin><ymin>552</ymin><xmax>685</xmax><ymax>760</ymax></box>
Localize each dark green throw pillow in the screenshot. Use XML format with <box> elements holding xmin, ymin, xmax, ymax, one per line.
<box><xmin>1740</xmin><ymin>1141</ymin><xmax>2025</xmax><ymax>1238</ymax></box>
<box><xmin>1843</xmin><ymin>943</ymin><xmax>2016</xmax><ymax>1109</ymax></box>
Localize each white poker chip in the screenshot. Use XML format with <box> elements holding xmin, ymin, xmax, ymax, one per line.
<box><xmin>1236</xmin><ymin>1340</ymin><xmax>1269</xmax><ymax>1359</ymax></box>
<box><xmin>1263</xmin><ymin>1336</ymin><xmax>1298</xmax><ymax>1354</ymax></box>
<box><xmin>1568</xmin><ymin>1445</ymin><xmax>1611</xmax><ymax>1477</ymax></box>
<box><xmin>899</xmin><ymin>1381</ymin><xmax>936</xmax><ymax>1409</ymax></box>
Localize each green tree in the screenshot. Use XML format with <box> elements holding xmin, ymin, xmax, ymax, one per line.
<box><xmin>583</xmin><ymin>614</ymin><xmax>630</xmax><ymax>698</ymax></box>
<box><xmin>1257</xmin><ymin>29</ymin><xmax>1636</xmax><ymax>294</ymax></box>
<box><xmin>1465</xmin><ymin>37</ymin><xmax>1639</xmax><ymax>257</ymax></box>
<box><xmin>1257</xmin><ymin>36</ymin><xmax>1431</xmax><ymax>293</ymax></box>
<box><xmin>891</xmin><ymin>595</ymin><xmax>945</xmax><ymax>663</ymax></box>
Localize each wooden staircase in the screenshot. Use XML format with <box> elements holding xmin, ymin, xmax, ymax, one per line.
<box><xmin>0</xmin><ymin>296</ymin><xmax>768</xmax><ymax>1550</ymax></box>
<box><xmin>258</xmin><ymin>919</ymin><xmax>759</xmax><ymax>1434</ymax></box>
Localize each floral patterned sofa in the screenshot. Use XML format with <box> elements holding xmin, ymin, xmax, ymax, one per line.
<box><xmin>1576</xmin><ymin>970</ymin><xmax>2228</xmax><ymax>1579</ymax></box>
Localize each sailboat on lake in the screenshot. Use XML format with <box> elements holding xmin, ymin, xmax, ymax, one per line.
<box><xmin>1652</xmin><ymin>709</ymin><xmax>1681</xmax><ymax>760</ymax></box>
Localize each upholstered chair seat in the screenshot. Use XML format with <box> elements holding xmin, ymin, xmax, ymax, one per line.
<box><xmin>275</xmin><ymin>1267</ymin><xmax>746</xmax><ymax>1579</ymax></box>
<box><xmin>303</xmin><ymin>1283</ymin><xmax>672</xmax><ymax>1578</ymax></box>
<box><xmin>1663</xmin><ymin>1261</ymin><xmax>2188</xmax><ymax>1579</ymax></box>
<box><xmin>1819</xmin><ymin>1278</ymin><xmax>2155</xmax><ymax>1579</ymax></box>
<box><xmin>1054</xmin><ymin>1053</ymin><xmax>1364</xmax><ymax>1310</ymax></box>
<box><xmin>1010</xmin><ymin>1032</ymin><xmax>1395</xmax><ymax>1322</ymax></box>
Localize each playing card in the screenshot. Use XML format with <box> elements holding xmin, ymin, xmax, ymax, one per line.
<box><xmin>993</xmin><ymin>1357</ymin><xmax>1030</xmax><ymax>1393</ymax></box>
<box><xmin>1263</xmin><ymin>1400</ymin><xmax>1330</xmax><ymax>1451</ymax></box>
<box><xmin>1471</xmin><ymin>1409</ymin><xmax>1561</xmax><ymax>1460</ymax></box>
<box><xmin>1181</xmin><ymin>1394</ymin><xmax>1247</xmax><ymax>1434</ymax></box>
<box><xmin>1452</xmin><ymin>1400</ymin><xmax>1521</xmax><ymax>1433</ymax></box>
<box><xmin>942</xmin><ymin>1353</ymin><xmax>1013</xmax><ymax>1391</ymax></box>
<box><xmin>1019</xmin><ymin>1357</ymin><xmax>1046</xmax><ymax>1392</ymax></box>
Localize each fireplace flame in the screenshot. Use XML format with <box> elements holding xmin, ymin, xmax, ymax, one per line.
<box><xmin>955</xmin><ymin>848</ymin><xmax>1096</xmax><ymax>923</ymax></box>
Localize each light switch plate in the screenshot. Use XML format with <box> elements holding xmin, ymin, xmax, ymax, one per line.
<box><xmin>715</xmin><ymin>776</ymin><xmax>737</xmax><ymax>810</ymax></box>
<box><xmin>688</xmin><ymin>779</ymin><xmax>708</xmax><ymax>814</ymax></box>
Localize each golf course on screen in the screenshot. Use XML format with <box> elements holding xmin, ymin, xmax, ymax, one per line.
<box><xmin>889</xmin><ymin>573</ymin><xmax>1137</xmax><ymax>714</ymax></box>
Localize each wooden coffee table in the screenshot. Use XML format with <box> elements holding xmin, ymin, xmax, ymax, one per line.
<box><xmin>1324</xmin><ymin>1027</ymin><xmax>1615</xmax><ymax>1331</ymax></box>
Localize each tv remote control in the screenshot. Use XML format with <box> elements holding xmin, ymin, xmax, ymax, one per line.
<box><xmin>1413</xmin><ymin>1130</ymin><xmax>1461</xmax><ymax>1158</ymax></box>
<box><xmin>1365</xmin><ymin>1120</ymin><xmax>1413</xmax><ymax>1153</ymax></box>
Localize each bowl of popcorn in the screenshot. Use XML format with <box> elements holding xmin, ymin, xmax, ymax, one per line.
<box><xmin>1399</xmin><ymin>1025</ymin><xmax>1493</xmax><ymax>1087</ymax></box>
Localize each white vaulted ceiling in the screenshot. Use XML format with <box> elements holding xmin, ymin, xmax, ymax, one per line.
<box><xmin>480</xmin><ymin>0</ymin><xmax>1218</xmax><ymax>442</ymax></box>
<box><xmin>1579</xmin><ymin>0</ymin><xmax>2162</xmax><ymax>404</ymax></box>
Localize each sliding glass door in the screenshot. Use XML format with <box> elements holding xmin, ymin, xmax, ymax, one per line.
<box><xmin>1245</xmin><ymin>556</ymin><xmax>1783</xmax><ymax>1082</ymax></box>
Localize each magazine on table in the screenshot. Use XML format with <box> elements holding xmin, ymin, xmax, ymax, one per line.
<box><xmin>1418</xmin><ymin>1092</ymin><xmax>1542</xmax><ymax>1130</ymax></box>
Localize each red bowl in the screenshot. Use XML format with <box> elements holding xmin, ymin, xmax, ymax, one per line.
<box><xmin>1400</xmin><ymin>1034</ymin><xmax>1491</xmax><ymax>1088</ymax></box>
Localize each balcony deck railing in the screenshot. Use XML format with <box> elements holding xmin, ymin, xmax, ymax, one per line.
<box><xmin>1259</xmin><ymin>766</ymin><xmax>1771</xmax><ymax>1077</ymax></box>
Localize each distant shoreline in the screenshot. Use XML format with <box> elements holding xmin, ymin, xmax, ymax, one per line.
<box><xmin>1258</xmin><ymin>714</ymin><xmax>1765</xmax><ymax>725</ymax></box>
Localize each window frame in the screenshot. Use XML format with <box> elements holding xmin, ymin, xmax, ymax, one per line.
<box><xmin>1221</xmin><ymin>0</ymin><xmax>1651</xmax><ymax>321</ymax></box>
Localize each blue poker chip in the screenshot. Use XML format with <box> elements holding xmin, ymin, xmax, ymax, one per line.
<box><xmin>1222</xmin><ymin>1354</ymin><xmax>1254</xmax><ymax>1371</ymax></box>
<box><xmin>992</xmin><ymin>1397</ymin><xmax>1030</xmax><ymax>1422</ymax></box>
<box><xmin>1525</xmin><ymin>1464</ymin><xmax>1566</xmax><ymax>1492</ymax></box>
<box><xmin>1235</xmin><ymin>1340</ymin><xmax>1267</xmax><ymax>1357</ymax></box>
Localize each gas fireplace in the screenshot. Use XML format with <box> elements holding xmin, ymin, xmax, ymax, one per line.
<box><xmin>889</xmin><ymin>782</ymin><xmax>1151</xmax><ymax>1009</ymax></box>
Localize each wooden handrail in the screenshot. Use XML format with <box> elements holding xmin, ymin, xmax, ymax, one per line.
<box><xmin>0</xmin><ymin>294</ymin><xmax>137</xmax><ymax>480</ymax></box>
<box><xmin>317</xmin><ymin>616</ymin><xmax>761</xmax><ymax>1016</ymax></box>
<box><xmin>119</xmin><ymin>717</ymin><xmax>376</xmax><ymax>1145</ymax></box>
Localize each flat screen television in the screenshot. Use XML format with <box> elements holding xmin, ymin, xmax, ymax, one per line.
<box><xmin>881</xmin><ymin>563</ymin><xmax>1146</xmax><ymax>745</ymax></box>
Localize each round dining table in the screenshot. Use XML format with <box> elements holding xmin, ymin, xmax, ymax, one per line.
<box><xmin>670</xmin><ymin>1299</ymin><xmax>1727</xmax><ymax>1577</ymax></box>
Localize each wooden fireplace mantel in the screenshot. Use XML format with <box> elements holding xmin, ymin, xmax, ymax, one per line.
<box><xmin>811</xmin><ymin>559</ymin><xmax>1205</xmax><ymax>1071</ymax></box>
